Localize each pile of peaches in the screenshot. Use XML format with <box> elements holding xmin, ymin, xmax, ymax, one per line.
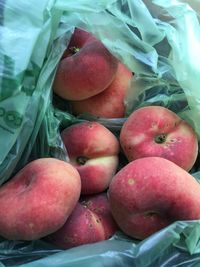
<box><xmin>0</xmin><ymin>28</ymin><xmax>199</xmax><ymax>249</ymax></box>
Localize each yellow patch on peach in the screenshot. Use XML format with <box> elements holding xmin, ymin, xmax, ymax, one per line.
<box><xmin>130</xmin><ymin>134</ymin><xmax>146</xmax><ymax>146</ymax></box>
<box><xmin>178</xmin><ymin>123</ymin><xmax>194</xmax><ymax>135</ymax></box>
<box><xmin>150</xmin><ymin>122</ymin><xmax>158</xmax><ymax>131</ymax></box>
<box><xmin>83</xmin><ymin>156</ymin><xmax>118</xmax><ymax>167</ymax></box>
<box><xmin>128</xmin><ymin>178</ymin><xmax>135</xmax><ymax>185</ymax></box>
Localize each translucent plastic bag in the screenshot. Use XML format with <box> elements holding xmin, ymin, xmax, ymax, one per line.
<box><xmin>1</xmin><ymin>0</ymin><xmax>200</xmax><ymax>266</ymax></box>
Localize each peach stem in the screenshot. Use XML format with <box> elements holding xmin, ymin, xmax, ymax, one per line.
<box><xmin>69</xmin><ymin>46</ymin><xmax>80</xmax><ymax>54</ymax></box>
<box><xmin>76</xmin><ymin>156</ymin><xmax>88</xmax><ymax>165</ymax></box>
<box><xmin>154</xmin><ymin>134</ymin><xmax>167</xmax><ymax>144</ymax></box>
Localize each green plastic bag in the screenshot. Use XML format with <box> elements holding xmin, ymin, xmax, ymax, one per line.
<box><xmin>1</xmin><ymin>0</ymin><xmax>200</xmax><ymax>266</ymax></box>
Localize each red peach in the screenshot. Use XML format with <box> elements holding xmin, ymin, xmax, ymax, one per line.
<box><xmin>71</xmin><ymin>62</ymin><xmax>133</xmax><ymax>118</ymax></box>
<box><xmin>108</xmin><ymin>157</ymin><xmax>200</xmax><ymax>240</ymax></box>
<box><xmin>46</xmin><ymin>193</ymin><xmax>118</xmax><ymax>249</ymax></box>
<box><xmin>53</xmin><ymin>28</ymin><xmax>118</xmax><ymax>100</ymax></box>
<box><xmin>0</xmin><ymin>158</ymin><xmax>81</xmax><ymax>240</ymax></box>
<box><xmin>61</xmin><ymin>121</ymin><xmax>120</xmax><ymax>194</ymax></box>
<box><xmin>81</xmin><ymin>193</ymin><xmax>119</xmax><ymax>239</ymax></box>
<box><xmin>120</xmin><ymin>105</ymin><xmax>198</xmax><ymax>171</ymax></box>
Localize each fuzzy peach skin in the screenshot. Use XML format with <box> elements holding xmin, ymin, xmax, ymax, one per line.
<box><xmin>81</xmin><ymin>192</ymin><xmax>119</xmax><ymax>239</ymax></box>
<box><xmin>45</xmin><ymin>193</ymin><xmax>118</xmax><ymax>249</ymax></box>
<box><xmin>120</xmin><ymin>105</ymin><xmax>198</xmax><ymax>171</ymax></box>
<box><xmin>71</xmin><ymin>62</ymin><xmax>133</xmax><ymax>118</ymax></box>
<box><xmin>61</xmin><ymin>121</ymin><xmax>120</xmax><ymax>195</ymax></box>
<box><xmin>53</xmin><ymin>27</ymin><xmax>118</xmax><ymax>101</ymax></box>
<box><xmin>108</xmin><ymin>157</ymin><xmax>200</xmax><ymax>240</ymax></box>
<box><xmin>0</xmin><ymin>158</ymin><xmax>81</xmax><ymax>240</ymax></box>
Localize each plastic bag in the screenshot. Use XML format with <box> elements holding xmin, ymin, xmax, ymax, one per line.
<box><xmin>1</xmin><ymin>0</ymin><xmax>200</xmax><ymax>266</ymax></box>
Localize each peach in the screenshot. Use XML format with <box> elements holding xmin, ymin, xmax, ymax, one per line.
<box><xmin>81</xmin><ymin>193</ymin><xmax>119</xmax><ymax>239</ymax></box>
<box><xmin>53</xmin><ymin>27</ymin><xmax>118</xmax><ymax>100</ymax></box>
<box><xmin>46</xmin><ymin>193</ymin><xmax>118</xmax><ymax>249</ymax></box>
<box><xmin>120</xmin><ymin>105</ymin><xmax>198</xmax><ymax>171</ymax></box>
<box><xmin>0</xmin><ymin>158</ymin><xmax>81</xmax><ymax>240</ymax></box>
<box><xmin>108</xmin><ymin>157</ymin><xmax>200</xmax><ymax>240</ymax></box>
<box><xmin>71</xmin><ymin>62</ymin><xmax>133</xmax><ymax>118</ymax></box>
<box><xmin>61</xmin><ymin>121</ymin><xmax>120</xmax><ymax>194</ymax></box>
